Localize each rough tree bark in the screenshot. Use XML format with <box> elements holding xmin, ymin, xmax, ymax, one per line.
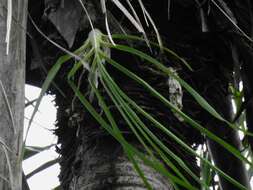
<box><xmin>66</xmin><ymin>137</ymin><xmax>173</xmax><ymax>190</ymax></box>
<box><xmin>0</xmin><ymin>0</ymin><xmax>27</xmax><ymax>189</ymax></box>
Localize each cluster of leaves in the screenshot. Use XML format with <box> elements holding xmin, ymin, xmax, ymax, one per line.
<box><xmin>24</xmin><ymin>28</ymin><xmax>252</xmax><ymax>190</ymax></box>
<box><xmin>20</xmin><ymin>0</ymin><xmax>253</xmax><ymax>190</ymax></box>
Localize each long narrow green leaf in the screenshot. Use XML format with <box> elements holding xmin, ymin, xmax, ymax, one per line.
<box><xmin>110</xmin><ymin>34</ymin><xmax>193</xmax><ymax>71</ymax></box>
<box><xmin>129</xmin><ymin>145</ymin><xmax>198</xmax><ymax>190</ymax></box>
<box><xmin>102</xmin><ymin>44</ymin><xmax>253</xmax><ymax>138</ymax></box>
<box><xmin>99</xmin><ymin>62</ymin><xmax>201</xmax><ymax>189</ymax></box>
<box><xmin>99</xmin><ymin>66</ymin><xmax>156</xmax><ymax>158</ymax></box>
<box><xmin>69</xmin><ymin>76</ymin><xmax>196</xmax><ymax>189</ymax></box>
<box><xmin>105</xmin><ymin>36</ymin><xmax>253</xmax><ymax>136</ymax></box>
<box><xmin>98</xmin><ymin>76</ymin><xmax>156</xmax><ymax>189</ymax></box>
<box><xmin>20</xmin><ymin>54</ymin><xmax>72</xmax><ymax>164</ymax></box>
<box><xmin>100</xmin><ymin>80</ymin><xmax>192</xmax><ymax>189</ymax></box>
<box><xmin>124</xmin><ymin>149</ymin><xmax>153</xmax><ymax>190</ymax></box>
<box><xmin>120</xmin><ymin>84</ymin><xmax>248</xmax><ymax>189</ymax></box>
<box><xmin>98</xmin><ymin>53</ymin><xmax>249</xmax><ymax>189</ymax></box>
<box><xmin>68</xmin><ymin>80</ymin><xmax>115</xmax><ymax>137</ymax></box>
<box><xmin>200</xmin><ymin>149</ymin><xmax>213</xmax><ymax>189</ymax></box>
<box><xmin>104</xmin><ymin>43</ymin><xmax>225</xmax><ymax>120</ymax></box>
<box><xmin>25</xmin><ymin>54</ymin><xmax>71</xmax><ymax>141</ymax></box>
<box><xmin>101</xmin><ymin>53</ymin><xmax>252</xmax><ymax>165</ymax></box>
<box><xmin>68</xmin><ymin>48</ymin><xmax>95</xmax><ymax>80</ymax></box>
<box><xmin>24</xmin><ymin>40</ymin><xmax>91</xmax><ymax>149</ymax></box>
<box><xmin>90</xmin><ymin>80</ymin><xmax>187</xmax><ymax>189</ymax></box>
<box><xmin>40</xmin><ymin>30</ymin><xmax>251</xmax><ymax>190</ymax></box>
<box><xmin>68</xmin><ymin>80</ymin><xmax>154</xmax><ymax>189</ymax></box>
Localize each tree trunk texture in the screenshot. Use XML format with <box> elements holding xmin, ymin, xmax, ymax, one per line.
<box><xmin>0</xmin><ymin>0</ymin><xmax>27</xmax><ymax>190</ymax></box>
<box><xmin>66</xmin><ymin>137</ymin><xmax>173</xmax><ymax>190</ymax></box>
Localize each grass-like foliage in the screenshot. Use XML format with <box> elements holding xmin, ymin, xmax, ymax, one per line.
<box><xmin>28</xmin><ymin>29</ymin><xmax>251</xmax><ymax>190</ymax></box>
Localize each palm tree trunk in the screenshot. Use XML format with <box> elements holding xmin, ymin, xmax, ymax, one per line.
<box><xmin>0</xmin><ymin>0</ymin><xmax>27</xmax><ymax>189</ymax></box>
<box><xmin>65</xmin><ymin>137</ymin><xmax>173</xmax><ymax>190</ymax></box>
